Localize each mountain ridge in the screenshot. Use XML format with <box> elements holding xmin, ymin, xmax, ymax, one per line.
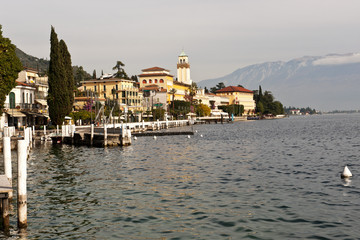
<box><xmin>197</xmin><ymin>53</ymin><xmax>360</xmax><ymax>111</ymax></box>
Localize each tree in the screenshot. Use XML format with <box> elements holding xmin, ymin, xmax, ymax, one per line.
<box><xmin>131</xmin><ymin>75</ymin><xmax>138</xmax><ymax>82</ymax></box>
<box><xmin>47</xmin><ymin>26</ymin><xmax>74</xmax><ymax>125</ymax></box>
<box><xmin>73</xmin><ymin>66</ymin><xmax>91</xmax><ymax>86</ymax></box>
<box><xmin>0</xmin><ymin>25</ymin><xmax>22</xmax><ymax>111</ymax></box>
<box><xmin>112</xmin><ymin>60</ymin><xmax>129</xmax><ymax>79</ymax></box>
<box><xmin>196</xmin><ymin>104</ymin><xmax>211</xmax><ymax>117</ymax></box>
<box><xmin>185</xmin><ymin>82</ymin><xmax>197</xmax><ymax>106</ymax></box>
<box><xmin>210</xmin><ymin>82</ymin><xmax>226</xmax><ymax>93</ymax></box>
<box><xmin>60</xmin><ymin>39</ymin><xmax>74</xmax><ymax>113</ymax></box>
<box><xmin>169</xmin><ymin>88</ymin><xmax>177</xmax><ymax>113</ymax></box>
<box><xmin>92</xmin><ymin>69</ymin><xmax>96</xmax><ymax>79</ymax></box>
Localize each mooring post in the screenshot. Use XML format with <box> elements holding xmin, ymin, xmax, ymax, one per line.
<box><xmin>3</xmin><ymin>137</ymin><xmax>12</xmax><ymax>200</ymax></box>
<box><xmin>17</xmin><ymin>139</ymin><xmax>27</xmax><ymax>229</ymax></box>
<box><xmin>44</xmin><ymin>125</ymin><xmax>46</xmax><ymax>136</ymax></box>
<box><xmin>28</xmin><ymin>127</ymin><xmax>32</xmax><ymax>148</ymax></box>
<box><xmin>91</xmin><ymin>124</ymin><xmax>94</xmax><ymax>146</ymax></box>
<box><xmin>56</xmin><ymin>125</ymin><xmax>59</xmax><ymax>135</ymax></box>
<box><xmin>104</xmin><ymin>123</ymin><xmax>107</xmax><ymax>146</ymax></box>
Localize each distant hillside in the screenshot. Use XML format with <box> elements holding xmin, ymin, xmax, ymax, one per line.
<box><xmin>197</xmin><ymin>53</ymin><xmax>360</xmax><ymax>111</ymax></box>
<box><xmin>15</xmin><ymin>48</ymin><xmax>49</xmax><ymax>74</ymax></box>
<box><xmin>15</xmin><ymin>48</ymin><xmax>92</xmax><ymax>84</ymax></box>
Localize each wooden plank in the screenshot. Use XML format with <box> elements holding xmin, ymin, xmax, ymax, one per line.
<box><xmin>0</xmin><ymin>175</ymin><xmax>12</xmax><ymax>194</ymax></box>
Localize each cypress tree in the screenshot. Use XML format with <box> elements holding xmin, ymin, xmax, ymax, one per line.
<box><xmin>0</xmin><ymin>25</ymin><xmax>22</xmax><ymax>110</ymax></box>
<box><xmin>59</xmin><ymin>39</ymin><xmax>74</xmax><ymax>114</ymax></box>
<box><xmin>92</xmin><ymin>69</ymin><xmax>96</xmax><ymax>79</ymax></box>
<box><xmin>48</xmin><ymin>26</ymin><xmax>73</xmax><ymax>125</ymax></box>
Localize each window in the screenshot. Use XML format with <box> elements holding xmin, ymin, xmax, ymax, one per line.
<box><xmin>30</xmin><ymin>93</ymin><xmax>32</xmax><ymax>104</ymax></box>
<box><xmin>9</xmin><ymin>92</ymin><xmax>15</xmax><ymax>109</ymax></box>
<box><xmin>143</xmin><ymin>80</ymin><xmax>147</xmax><ymax>84</ymax></box>
<box><xmin>116</xmin><ymin>93</ymin><xmax>118</xmax><ymax>99</ymax></box>
<box><xmin>84</xmin><ymin>86</ymin><xmax>86</xmax><ymax>91</ymax></box>
<box><xmin>160</xmin><ymin>79</ymin><xmax>164</xmax><ymax>83</ymax></box>
<box><xmin>122</xmin><ymin>99</ymin><xmax>125</xmax><ymax>104</ymax></box>
<box><xmin>103</xmin><ymin>85</ymin><xmax>106</xmax><ymax>91</ymax></box>
<box><xmin>116</xmin><ymin>85</ymin><xmax>118</xmax><ymax>90</ymax></box>
<box><xmin>149</xmin><ymin>79</ymin><xmax>152</xmax><ymax>83</ymax></box>
<box><xmin>26</xmin><ymin>93</ymin><xmax>28</xmax><ymax>103</ymax></box>
<box><xmin>104</xmin><ymin>93</ymin><xmax>106</xmax><ymax>98</ymax></box>
<box><xmin>122</xmin><ymin>92</ymin><xmax>125</xmax><ymax>98</ymax></box>
<box><xmin>94</xmin><ymin>86</ymin><xmax>97</xmax><ymax>92</ymax></box>
<box><xmin>155</xmin><ymin>79</ymin><xmax>158</xmax><ymax>83</ymax></box>
<box><xmin>22</xmin><ymin>92</ymin><xmax>25</xmax><ymax>103</ymax></box>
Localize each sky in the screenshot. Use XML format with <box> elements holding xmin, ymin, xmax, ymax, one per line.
<box><xmin>1</xmin><ymin>0</ymin><xmax>360</xmax><ymax>82</ymax></box>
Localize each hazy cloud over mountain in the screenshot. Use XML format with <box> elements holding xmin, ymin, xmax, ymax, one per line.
<box><xmin>197</xmin><ymin>53</ymin><xmax>360</xmax><ymax>111</ymax></box>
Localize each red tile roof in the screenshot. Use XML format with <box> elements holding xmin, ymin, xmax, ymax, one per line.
<box><xmin>138</xmin><ymin>73</ymin><xmax>173</xmax><ymax>77</ymax></box>
<box><xmin>16</xmin><ymin>81</ymin><xmax>33</xmax><ymax>87</ymax></box>
<box><xmin>216</xmin><ymin>86</ymin><xmax>253</xmax><ymax>93</ymax></box>
<box><xmin>142</xmin><ymin>66</ymin><xmax>169</xmax><ymax>72</ymax></box>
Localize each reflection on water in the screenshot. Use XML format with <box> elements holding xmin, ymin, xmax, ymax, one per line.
<box><xmin>2</xmin><ymin>114</ymin><xmax>360</xmax><ymax>239</ymax></box>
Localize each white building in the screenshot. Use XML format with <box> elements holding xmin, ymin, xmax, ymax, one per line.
<box><xmin>1</xmin><ymin>81</ymin><xmax>36</xmax><ymax>129</ymax></box>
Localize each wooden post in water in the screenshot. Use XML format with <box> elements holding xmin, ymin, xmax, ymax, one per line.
<box><xmin>104</xmin><ymin>123</ymin><xmax>107</xmax><ymax>146</ymax></box>
<box><xmin>29</xmin><ymin>127</ymin><xmax>32</xmax><ymax>148</ymax></box>
<box><xmin>17</xmin><ymin>139</ymin><xmax>27</xmax><ymax>229</ymax></box>
<box><xmin>44</xmin><ymin>125</ymin><xmax>46</xmax><ymax>136</ymax></box>
<box><xmin>91</xmin><ymin>124</ymin><xmax>94</xmax><ymax>146</ymax></box>
<box><xmin>3</xmin><ymin>137</ymin><xmax>12</xmax><ymax>200</ymax></box>
<box><xmin>56</xmin><ymin>125</ymin><xmax>59</xmax><ymax>135</ymax></box>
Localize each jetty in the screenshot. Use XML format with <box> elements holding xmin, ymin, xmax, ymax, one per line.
<box><xmin>49</xmin><ymin>119</ymin><xmax>193</xmax><ymax>147</ymax></box>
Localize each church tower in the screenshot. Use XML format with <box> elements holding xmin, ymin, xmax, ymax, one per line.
<box><xmin>177</xmin><ymin>51</ymin><xmax>192</xmax><ymax>85</ymax></box>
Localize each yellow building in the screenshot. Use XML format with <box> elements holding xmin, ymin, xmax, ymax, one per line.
<box><xmin>138</xmin><ymin>52</ymin><xmax>193</xmax><ymax>103</ymax></box>
<box><xmin>80</xmin><ymin>78</ymin><xmax>142</xmax><ymax>112</ymax></box>
<box><xmin>215</xmin><ymin>86</ymin><xmax>256</xmax><ymax>115</ymax></box>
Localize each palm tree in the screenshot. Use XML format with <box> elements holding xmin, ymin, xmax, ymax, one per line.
<box><xmin>112</xmin><ymin>61</ymin><xmax>129</xmax><ymax>79</ymax></box>
<box><xmin>169</xmin><ymin>88</ymin><xmax>177</xmax><ymax>113</ymax></box>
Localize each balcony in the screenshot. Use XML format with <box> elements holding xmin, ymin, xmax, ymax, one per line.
<box><xmin>4</xmin><ymin>103</ymin><xmax>38</xmax><ymax>110</ymax></box>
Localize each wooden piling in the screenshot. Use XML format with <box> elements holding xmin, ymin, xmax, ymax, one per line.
<box><xmin>44</xmin><ymin>125</ymin><xmax>46</xmax><ymax>135</ymax></box>
<box><xmin>104</xmin><ymin>124</ymin><xmax>107</xmax><ymax>146</ymax></box>
<box><xmin>17</xmin><ymin>140</ymin><xmax>27</xmax><ymax>229</ymax></box>
<box><xmin>91</xmin><ymin>124</ymin><xmax>94</xmax><ymax>146</ymax></box>
<box><xmin>3</xmin><ymin>137</ymin><xmax>12</xmax><ymax>200</ymax></box>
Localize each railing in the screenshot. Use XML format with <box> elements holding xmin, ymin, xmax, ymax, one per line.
<box><xmin>3</xmin><ymin>103</ymin><xmax>38</xmax><ymax>110</ymax></box>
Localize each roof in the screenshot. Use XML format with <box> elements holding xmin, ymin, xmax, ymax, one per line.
<box><xmin>179</xmin><ymin>51</ymin><xmax>187</xmax><ymax>57</ymax></box>
<box><xmin>141</xmin><ymin>85</ymin><xmax>167</xmax><ymax>92</ymax></box>
<box><xmin>173</xmin><ymin>81</ymin><xmax>191</xmax><ymax>87</ymax></box>
<box><xmin>138</xmin><ymin>73</ymin><xmax>173</xmax><ymax>78</ymax></box>
<box><xmin>82</xmin><ymin>78</ymin><xmax>135</xmax><ymax>83</ymax></box>
<box><xmin>142</xmin><ymin>67</ymin><xmax>169</xmax><ymax>72</ymax></box>
<box><xmin>216</xmin><ymin>86</ymin><xmax>253</xmax><ymax>93</ymax></box>
<box><xmin>16</xmin><ymin>81</ymin><xmax>35</xmax><ymax>88</ymax></box>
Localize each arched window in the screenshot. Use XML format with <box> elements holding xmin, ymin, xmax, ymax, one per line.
<box><xmin>30</xmin><ymin>93</ymin><xmax>32</xmax><ymax>104</ymax></box>
<box><xmin>149</xmin><ymin>79</ymin><xmax>152</xmax><ymax>83</ymax></box>
<box><xmin>143</xmin><ymin>80</ymin><xmax>147</xmax><ymax>84</ymax></box>
<box><xmin>155</xmin><ymin>79</ymin><xmax>158</xmax><ymax>83</ymax></box>
<box><xmin>22</xmin><ymin>92</ymin><xmax>25</xmax><ymax>103</ymax></box>
<box><xmin>9</xmin><ymin>92</ymin><xmax>15</xmax><ymax>109</ymax></box>
<box><xmin>159</xmin><ymin>79</ymin><xmax>164</xmax><ymax>83</ymax></box>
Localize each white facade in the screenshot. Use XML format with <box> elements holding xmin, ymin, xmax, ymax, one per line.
<box><xmin>1</xmin><ymin>83</ymin><xmax>36</xmax><ymax>129</ymax></box>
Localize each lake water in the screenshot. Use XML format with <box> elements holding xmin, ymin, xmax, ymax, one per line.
<box><xmin>1</xmin><ymin>114</ymin><xmax>360</xmax><ymax>239</ymax></box>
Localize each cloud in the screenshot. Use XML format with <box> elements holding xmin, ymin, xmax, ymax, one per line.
<box><xmin>313</xmin><ymin>53</ymin><xmax>360</xmax><ymax>66</ymax></box>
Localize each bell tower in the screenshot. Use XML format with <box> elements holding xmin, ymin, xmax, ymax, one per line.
<box><xmin>177</xmin><ymin>51</ymin><xmax>192</xmax><ymax>85</ymax></box>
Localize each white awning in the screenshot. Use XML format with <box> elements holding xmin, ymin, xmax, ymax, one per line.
<box><xmin>35</xmin><ymin>99</ymin><xmax>47</xmax><ymax>106</ymax></box>
<box><xmin>7</xmin><ymin>111</ymin><xmax>26</xmax><ymax>117</ymax></box>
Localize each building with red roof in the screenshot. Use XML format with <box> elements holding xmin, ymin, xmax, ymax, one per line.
<box><xmin>215</xmin><ymin>86</ymin><xmax>256</xmax><ymax>115</ymax></box>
